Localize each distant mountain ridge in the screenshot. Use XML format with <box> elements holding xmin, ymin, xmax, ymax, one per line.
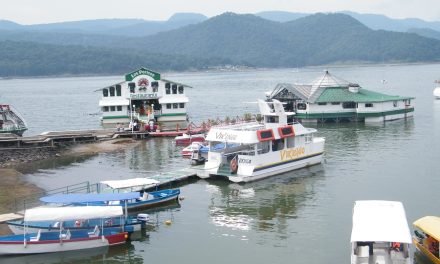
<box><xmin>1</xmin><ymin>12</ymin><xmax>440</xmax><ymax>77</ymax></box>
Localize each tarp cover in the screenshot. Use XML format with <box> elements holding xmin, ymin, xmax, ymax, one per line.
<box><xmin>413</xmin><ymin>216</ymin><xmax>440</xmax><ymax>241</ymax></box>
<box><xmin>100</xmin><ymin>178</ymin><xmax>159</xmax><ymax>190</ymax></box>
<box><xmin>24</xmin><ymin>206</ymin><xmax>123</xmax><ymax>222</ymax></box>
<box><xmin>350</xmin><ymin>200</ymin><xmax>412</xmax><ymax>243</ymax></box>
<box><xmin>40</xmin><ymin>192</ymin><xmax>140</xmax><ymax>203</ymax></box>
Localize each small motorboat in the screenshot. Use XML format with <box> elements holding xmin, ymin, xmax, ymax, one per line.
<box><xmin>413</xmin><ymin>216</ymin><xmax>440</xmax><ymax>264</ymax></box>
<box><xmin>0</xmin><ymin>206</ymin><xmax>128</xmax><ymax>255</ymax></box>
<box><xmin>9</xmin><ymin>192</ymin><xmax>149</xmax><ymax>235</ymax></box>
<box><xmin>40</xmin><ymin>179</ymin><xmax>180</xmax><ymax>212</ymax></box>
<box><xmin>174</xmin><ymin>133</ymin><xmax>205</xmax><ymax>145</ymax></box>
<box><xmin>0</xmin><ymin>104</ymin><xmax>27</xmax><ymax>136</ymax></box>
<box><xmin>350</xmin><ymin>200</ymin><xmax>412</xmax><ymax>264</ymax></box>
<box><xmin>181</xmin><ymin>142</ymin><xmax>208</xmax><ymax>157</ymax></box>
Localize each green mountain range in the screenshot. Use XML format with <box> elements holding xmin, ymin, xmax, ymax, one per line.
<box><xmin>1</xmin><ymin>12</ymin><xmax>440</xmax><ymax>77</ymax></box>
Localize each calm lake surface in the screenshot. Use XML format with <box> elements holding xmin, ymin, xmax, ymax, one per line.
<box><xmin>1</xmin><ymin>64</ymin><xmax>440</xmax><ymax>264</ymax></box>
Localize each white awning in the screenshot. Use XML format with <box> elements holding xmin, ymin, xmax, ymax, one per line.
<box><xmin>158</xmin><ymin>96</ymin><xmax>189</xmax><ymax>104</ymax></box>
<box><xmin>100</xmin><ymin>178</ymin><xmax>159</xmax><ymax>190</ymax></box>
<box><xmin>24</xmin><ymin>206</ymin><xmax>123</xmax><ymax>221</ymax></box>
<box><xmin>350</xmin><ymin>200</ymin><xmax>412</xmax><ymax>243</ymax></box>
<box><xmin>99</xmin><ymin>99</ymin><xmax>130</xmax><ymax>107</ymax></box>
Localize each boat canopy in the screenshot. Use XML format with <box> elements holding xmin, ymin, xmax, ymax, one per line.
<box><xmin>350</xmin><ymin>200</ymin><xmax>412</xmax><ymax>243</ymax></box>
<box><xmin>100</xmin><ymin>178</ymin><xmax>159</xmax><ymax>190</ymax></box>
<box><xmin>413</xmin><ymin>216</ymin><xmax>440</xmax><ymax>241</ymax></box>
<box><xmin>40</xmin><ymin>192</ymin><xmax>140</xmax><ymax>203</ymax></box>
<box><xmin>24</xmin><ymin>206</ymin><xmax>123</xmax><ymax>222</ymax></box>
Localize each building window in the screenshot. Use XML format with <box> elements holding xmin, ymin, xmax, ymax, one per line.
<box><xmin>318</xmin><ymin>102</ymin><xmax>327</xmax><ymax>105</ymax></box>
<box><xmin>110</xmin><ymin>106</ymin><xmax>116</xmax><ymax>111</ymax></box>
<box><xmin>109</xmin><ymin>86</ymin><xmax>115</xmax><ymax>96</ymax></box>
<box><xmin>179</xmin><ymin>103</ymin><xmax>185</xmax><ymax>108</ymax></box>
<box><xmin>393</xmin><ymin>101</ymin><xmax>398</xmax><ymax>107</ymax></box>
<box><xmin>172</xmin><ymin>84</ymin><xmax>177</xmax><ymax>94</ymax></box>
<box><xmin>178</xmin><ymin>85</ymin><xmax>184</xmax><ymax>94</ymax></box>
<box><xmin>103</xmin><ymin>89</ymin><xmax>108</xmax><ymax>97</ymax></box>
<box><xmin>173</xmin><ymin>103</ymin><xmax>178</xmax><ymax>109</ymax></box>
<box><xmin>165</xmin><ymin>83</ymin><xmax>171</xmax><ymax>94</ymax></box>
<box><xmin>103</xmin><ymin>106</ymin><xmax>109</xmax><ymax>112</ymax></box>
<box><xmin>116</xmin><ymin>85</ymin><xmax>121</xmax><ymax>96</ymax></box>
<box><xmin>331</xmin><ymin>102</ymin><xmax>340</xmax><ymax>105</ymax></box>
<box><xmin>117</xmin><ymin>106</ymin><xmax>122</xmax><ymax>111</ymax></box>
<box><xmin>297</xmin><ymin>103</ymin><xmax>306</xmax><ymax>110</ymax></box>
<box><xmin>166</xmin><ymin>104</ymin><xmax>171</xmax><ymax>109</ymax></box>
<box><xmin>365</xmin><ymin>103</ymin><xmax>373</xmax><ymax>108</ymax></box>
<box><xmin>129</xmin><ymin>82</ymin><xmax>135</xmax><ymax>93</ymax></box>
<box><xmin>152</xmin><ymin>81</ymin><xmax>159</xmax><ymax>93</ymax></box>
<box><xmin>342</xmin><ymin>102</ymin><xmax>356</xmax><ymax>109</ymax></box>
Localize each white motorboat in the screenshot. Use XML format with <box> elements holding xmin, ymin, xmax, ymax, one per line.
<box><xmin>434</xmin><ymin>81</ymin><xmax>440</xmax><ymax>99</ymax></box>
<box><xmin>350</xmin><ymin>200</ymin><xmax>412</xmax><ymax>264</ymax></box>
<box><xmin>196</xmin><ymin>99</ymin><xmax>325</xmax><ymax>183</ymax></box>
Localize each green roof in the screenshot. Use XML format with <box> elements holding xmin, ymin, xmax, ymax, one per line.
<box><xmin>315</xmin><ymin>87</ymin><xmax>414</xmax><ymax>103</ymax></box>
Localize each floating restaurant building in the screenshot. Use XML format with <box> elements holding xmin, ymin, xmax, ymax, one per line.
<box><xmin>267</xmin><ymin>71</ymin><xmax>414</xmax><ymax>123</ymax></box>
<box><xmin>98</xmin><ymin>67</ymin><xmax>190</xmax><ymax>130</ymax></box>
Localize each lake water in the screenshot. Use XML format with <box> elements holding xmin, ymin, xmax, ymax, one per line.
<box><xmin>1</xmin><ymin>64</ymin><xmax>440</xmax><ymax>263</ymax></box>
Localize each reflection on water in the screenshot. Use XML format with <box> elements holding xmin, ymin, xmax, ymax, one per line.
<box><xmin>206</xmin><ymin>165</ymin><xmax>324</xmax><ymax>244</ymax></box>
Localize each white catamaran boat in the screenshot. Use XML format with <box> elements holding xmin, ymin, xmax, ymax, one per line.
<box><xmin>350</xmin><ymin>200</ymin><xmax>412</xmax><ymax>264</ymax></box>
<box><xmin>98</xmin><ymin>67</ymin><xmax>191</xmax><ymax>131</ymax></box>
<box><xmin>196</xmin><ymin>99</ymin><xmax>325</xmax><ymax>183</ymax></box>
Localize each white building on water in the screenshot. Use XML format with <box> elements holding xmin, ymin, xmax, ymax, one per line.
<box><xmin>98</xmin><ymin>67</ymin><xmax>190</xmax><ymax>130</ymax></box>
<box><xmin>267</xmin><ymin>71</ymin><xmax>414</xmax><ymax>123</ymax></box>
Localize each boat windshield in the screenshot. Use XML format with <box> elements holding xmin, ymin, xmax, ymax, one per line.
<box><xmin>209</xmin><ymin>141</ymin><xmax>240</xmax><ymax>153</ymax></box>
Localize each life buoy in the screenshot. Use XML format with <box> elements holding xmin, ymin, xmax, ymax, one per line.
<box><xmin>230</xmin><ymin>157</ymin><xmax>238</xmax><ymax>173</ymax></box>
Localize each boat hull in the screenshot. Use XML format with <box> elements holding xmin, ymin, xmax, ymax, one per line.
<box><xmin>413</xmin><ymin>238</ymin><xmax>440</xmax><ymax>264</ymax></box>
<box><xmin>0</xmin><ymin>232</ymin><xmax>127</xmax><ymax>255</ymax></box>
<box><xmin>7</xmin><ymin>221</ymin><xmax>141</xmax><ymax>235</ymax></box>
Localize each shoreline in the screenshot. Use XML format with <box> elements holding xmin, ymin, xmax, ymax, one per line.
<box><xmin>0</xmin><ymin>138</ymin><xmax>141</xmax><ymax>234</ymax></box>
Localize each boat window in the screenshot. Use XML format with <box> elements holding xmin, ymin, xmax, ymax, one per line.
<box><xmin>165</xmin><ymin>83</ymin><xmax>171</xmax><ymax>94</ymax></box>
<box><xmin>109</xmin><ymin>86</ymin><xmax>115</xmax><ymax>96</ymax></box>
<box><xmin>342</xmin><ymin>102</ymin><xmax>356</xmax><ymax>109</ymax></box>
<box><xmin>116</xmin><ymin>85</ymin><xmax>121</xmax><ymax>96</ymax></box>
<box><xmin>166</xmin><ymin>104</ymin><xmax>171</xmax><ymax>109</ymax></box>
<box><xmin>266</xmin><ymin>116</ymin><xmax>279</xmax><ymax>123</ymax></box>
<box><xmin>117</xmin><ymin>106</ymin><xmax>122</xmax><ymax>111</ymax></box>
<box><xmin>393</xmin><ymin>101</ymin><xmax>398</xmax><ymax>107</ymax></box>
<box><xmin>297</xmin><ymin>103</ymin><xmax>306</xmax><ymax>110</ymax></box>
<box><xmin>172</xmin><ymin>84</ymin><xmax>178</xmax><ymax>94</ymax></box>
<box><xmin>179</xmin><ymin>103</ymin><xmax>185</xmax><ymax>108</ymax></box>
<box><xmin>318</xmin><ymin>102</ymin><xmax>327</xmax><ymax>105</ymax></box>
<box><xmin>331</xmin><ymin>102</ymin><xmax>340</xmax><ymax>105</ymax></box>
<box><xmin>257</xmin><ymin>141</ymin><xmax>270</xmax><ymax>154</ymax></box>
<box><xmin>129</xmin><ymin>82</ymin><xmax>135</xmax><ymax>93</ymax></box>
<box><xmin>103</xmin><ymin>89</ymin><xmax>108</xmax><ymax>97</ymax></box>
<box><xmin>103</xmin><ymin>106</ymin><xmax>109</xmax><ymax>112</ymax></box>
<box><xmin>110</xmin><ymin>106</ymin><xmax>116</xmax><ymax>111</ymax></box>
<box><xmin>239</xmin><ymin>144</ymin><xmax>256</xmax><ymax>156</ymax></box>
<box><xmin>286</xmin><ymin>137</ymin><xmax>295</xmax><ymax>148</ymax></box>
<box><xmin>272</xmin><ymin>139</ymin><xmax>285</xmax><ymax>151</ymax></box>
<box><xmin>365</xmin><ymin>103</ymin><xmax>373</xmax><ymax>107</ymax></box>
<box><xmin>173</xmin><ymin>103</ymin><xmax>178</xmax><ymax>109</ymax></box>
<box><xmin>178</xmin><ymin>85</ymin><xmax>184</xmax><ymax>94</ymax></box>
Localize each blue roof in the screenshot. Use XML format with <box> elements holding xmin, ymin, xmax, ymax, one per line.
<box><xmin>40</xmin><ymin>192</ymin><xmax>140</xmax><ymax>203</ymax></box>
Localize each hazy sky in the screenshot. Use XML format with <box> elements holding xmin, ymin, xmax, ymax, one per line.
<box><xmin>2</xmin><ymin>0</ymin><xmax>440</xmax><ymax>24</ymax></box>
